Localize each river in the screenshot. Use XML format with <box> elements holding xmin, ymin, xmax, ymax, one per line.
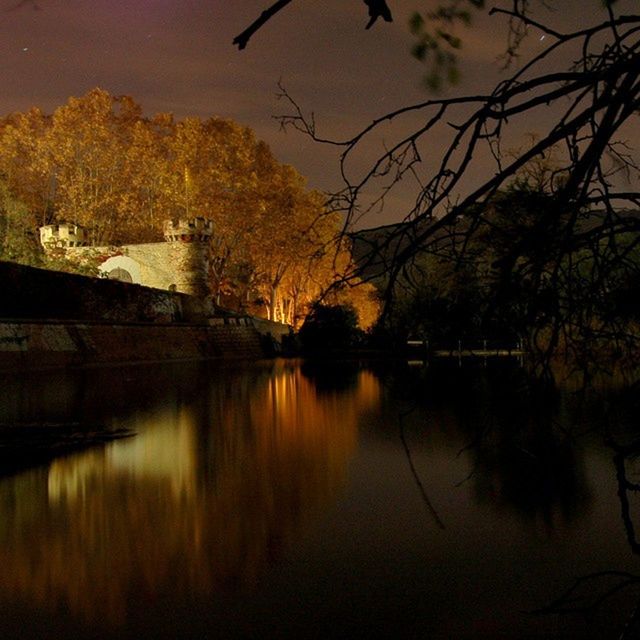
<box><xmin>0</xmin><ymin>358</ymin><xmax>638</xmax><ymax>639</ymax></box>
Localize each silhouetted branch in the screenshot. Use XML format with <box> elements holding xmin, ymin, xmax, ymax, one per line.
<box><xmin>275</xmin><ymin>6</ymin><xmax>640</xmax><ymax>368</ymax></box>
<box><xmin>364</xmin><ymin>0</ymin><xmax>393</xmax><ymax>30</ymax></box>
<box><xmin>532</xmin><ymin>570</ymin><xmax>640</xmax><ymax>615</ymax></box>
<box><xmin>398</xmin><ymin>409</ymin><xmax>446</xmax><ymax>530</ymax></box>
<box><xmin>531</xmin><ymin>437</ymin><xmax>640</xmax><ymax>638</ymax></box>
<box><xmin>233</xmin><ymin>0</ymin><xmax>294</xmax><ymax>50</ymax></box>
<box><xmin>233</xmin><ymin>0</ymin><xmax>393</xmax><ymax>50</ymax></box>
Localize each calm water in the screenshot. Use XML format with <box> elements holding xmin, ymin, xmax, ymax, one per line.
<box><xmin>0</xmin><ymin>359</ymin><xmax>639</xmax><ymax>639</ymax></box>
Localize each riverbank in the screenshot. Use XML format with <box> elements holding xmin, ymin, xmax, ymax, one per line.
<box><xmin>0</xmin><ymin>422</ymin><xmax>134</xmax><ymax>476</ymax></box>
<box><xmin>0</xmin><ymin>317</ymin><xmax>279</xmax><ymax>371</ymax></box>
<box><xmin>0</xmin><ymin>261</ymin><xmax>292</xmax><ymax>370</ymax></box>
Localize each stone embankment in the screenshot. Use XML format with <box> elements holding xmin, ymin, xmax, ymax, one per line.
<box><xmin>0</xmin><ymin>318</ymin><xmax>268</xmax><ymax>370</ymax></box>
<box><xmin>0</xmin><ymin>261</ymin><xmax>290</xmax><ymax>369</ymax></box>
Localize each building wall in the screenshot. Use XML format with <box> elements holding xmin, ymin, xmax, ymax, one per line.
<box><xmin>93</xmin><ymin>244</ymin><xmax>174</xmax><ymax>289</ymax></box>
<box><xmin>96</xmin><ymin>242</ymin><xmax>212</xmax><ymax>298</ymax></box>
<box><xmin>44</xmin><ymin>219</ymin><xmax>213</xmax><ymax>299</ymax></box>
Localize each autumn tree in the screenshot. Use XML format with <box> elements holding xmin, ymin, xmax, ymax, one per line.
<box><xmin>0</xmin><ymin>89</ymin><xmax>375</xmax><ymax>326</ymax></box>
<box><xmin>247</xmin><ymin>164</ymin><xmax>324</xmax><ymax>322</ymax></box>
<box><xmin>118</xmin><ymin>113</ymin><xmax>175</xmax><ymax>242</ymax></box>
<box><xmin>0</xmin><ymin>107</ymin><xmax>53</xmax><ymax>226</ymax></box>
<box><xmin>182</xmin><ymin>119</ymin><xmax>266</xmax><ymax>303</ymax></box>
<box><xmin>0</xmin><ymin>180</ymin><xmax>41</xmax><ymax>266</ymax></box>
<box><xmin>43</xmin><ymin>90</ymin><xmax>142</xmax><ymax>244</ymax></box>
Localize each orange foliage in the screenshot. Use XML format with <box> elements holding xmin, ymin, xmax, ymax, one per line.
<box><xmin>0</xmin><ymin>89</ymin><xmax>379</xmax><ymax>326</ymax></box>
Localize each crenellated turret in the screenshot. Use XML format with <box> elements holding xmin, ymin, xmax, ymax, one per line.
<box><xmin>39</xmin><ymin>223</ymin><xmax>88</xmax><ymax>250</ymax></box>
<box><xmin>162</xmin><ymin>217</ymin><xmax>213</xmax><ymax>298</ymax></box>
<box><xmin>163</xmin><ymin>217</ymin><xmax>213</xmax><ymax>243</ymax></box>
<box><xmin>38</xmin><ymin>217</ymin><xmax>214</xmax><ymax>299</ymax></box>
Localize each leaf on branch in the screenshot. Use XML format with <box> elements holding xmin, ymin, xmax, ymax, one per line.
<box><xmin>409</xmin><ymin>2</ymin><xmax>487</xmax><ymax>90</ymax></box>
<box><xmin>409</xmin><ymin>12</ymin><xmax>425</xmax><ymax>35</ymax></box>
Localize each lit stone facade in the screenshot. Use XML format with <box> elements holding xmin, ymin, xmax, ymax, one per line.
<box><xmin>162</xmin><ymin>218</ymin><xmax>213</xmax><ymax>298</ymax></box>
<box><xmin>40</xmin><ymin>217</ymin><xmax>213</xmax><ymax>299</ymax></box>
<box><xmin>39</xmin><ymin>223</ymin><xmax>88</xmax><ymax>249</ymax></box>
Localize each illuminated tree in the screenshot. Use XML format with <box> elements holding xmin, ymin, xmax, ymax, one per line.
<box><xmin>0</xmin><ymin>107</ymin><xmax>53</xmax><ymax>225</ymax></box>
<box><xmin>249</xmin><ymin>165</ymin><xmax>329</xmax><ymax>322</ymax></box>
<box><xmin>41</xmin><ymin>89</ymin><xmax>142</xmax><ymax>245</ymax></box>
<box><xmin>0</xmin><ymin>181</ymin><xmax>41</xmax><ymax>266</ymax></box>
<box><xmin>0</xmin><ymin>89</ymin><xmax>376</xmax><ymax>326</ymax></box>
<box><xmin>119</xmin><ymin>114</ymin><xmax>175</xmax><ymax>243</ymax></box>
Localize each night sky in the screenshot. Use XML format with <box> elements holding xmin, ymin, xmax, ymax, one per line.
<box><xmin>0</xmin><ymin>1</ymin><xmax>635</xmax><ymax>226</ymax></box>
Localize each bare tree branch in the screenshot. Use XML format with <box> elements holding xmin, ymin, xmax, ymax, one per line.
<box><xmin>233</xmin><ymin>0</ymin><xmax>294</xmax><ymax>50</ymax></box>
<box><xmin>234</xmin><ymin>0</ymin><xmax>393</xmax><ymax>50</ymax></box>
<box><xmin>274</xmin><ymin>6</ymin><xmax>640</xmax><ymax>368</ymax></box>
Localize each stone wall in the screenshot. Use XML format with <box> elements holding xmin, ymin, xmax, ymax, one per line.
<box><xmin>74</xmin><ymin>243</ymin><xmax>194</xmax><ymax>293</ymax></box>
<box><xmin>63</xmin><ymin>218</ymin><xmax>212</xmax><ymax>297</ymax></box>
<box><xmin>0</xmin><ymin>261</ymin><xmax>290</xmax><ymax>368</ymax></box>
<box><xmin>0</xmin><ymin>319</ymin><xmax>265</xmax><ymax>370</ymax></box>
<box><xmin>0</xmin><ymin>261</ymin><xmax>207</xmax><ymax>323</ymax></box>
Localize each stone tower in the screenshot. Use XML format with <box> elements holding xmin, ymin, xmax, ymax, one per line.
<box><xmin>39</xmin><ymin>223</ymin><xmax>88</xmax><ymax>250</ymax></box>
<box><xmin>163</xmin><ymin>217</ymin><xmax>213</xmax><ymax>298</ymax></box>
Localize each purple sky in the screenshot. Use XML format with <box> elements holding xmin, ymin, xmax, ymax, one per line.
<box><xmin>0</xmin><ymin>1</ymin><xmax>635</xmax><ymax>227</ymax></box>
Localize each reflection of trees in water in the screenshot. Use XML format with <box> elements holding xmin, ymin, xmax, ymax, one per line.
<box><xmin>299</xmin><ymin>360</ymin><xmax>361</xmax><ymax>393</ymax></box>
<box><xmin>381</xmin><ymin>361</ymin><xmax>593</xmax><ymax>524</ymax></box>
<box><xmin>470</xmin><ymin>427</ymin><xmax>590</xmax><ymax>525</ymax></box>
<box><xmin>0</xmin><ymin>361</ymin><xmax>209</xmax><ymax>427</ymax></box>
<box><xmin>530</xmin><ymin>444</ymin><xmax>640</xmax><ymax>639</ymax></box>
<box><xmin>387</xmin><ymin>361</ymin><xmax>640</xmax><ymax>634</ymax></box>
<box><xmin>459</xmin><ymin>367</ymin><xmax>594</xmax><ymax>525</ymax></box>
<box><xmin>465</xmin><ymin>382</ymin><xmax>594</xmax><ymax>525</ymax></box>
<box><xmin>530</xmin><ymin>386</ymin><xmax>640</xmax><ymax>638</ymax></box>
<box><xmin>0</xmin><ymin>363</ymin><xmax>380</xmax><ymax>626</ymax></box>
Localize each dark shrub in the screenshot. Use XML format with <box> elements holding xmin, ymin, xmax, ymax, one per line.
<box><xmin>298</xmin><ymin>304</ymin><xmax>361</xmax><ymax>353</ymax></box>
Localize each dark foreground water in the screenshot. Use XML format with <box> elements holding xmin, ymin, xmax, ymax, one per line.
<box><xmin>1</xmin><ymin>359</ymin><xmax>640</xmax><ymax>639</ymax></box>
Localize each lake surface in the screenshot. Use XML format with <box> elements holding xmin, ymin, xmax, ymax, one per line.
<box><xmin>0</xmin><ymin>358</ymin><xmax>639</xmax><ymax>639</ymax></box>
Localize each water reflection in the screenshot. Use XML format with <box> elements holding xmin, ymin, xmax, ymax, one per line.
<box><xmin>462</xmin><ymin>381</ymin><xmax>593</xmax><ymax>526</ymax></box>
<box><xmin>470</xmin><ymin>426</ymin><xmax>591</xmax><ymax>525</ymax></box>
<box><xmin>300</xmin><ymin>360</ymin><xmax>361</xmax><ymax>393</ymax></box>
<box><xmin>0</xmin><ymin>362</ymin><xmax>379</xmax><ymax>626</ymax></box>
<box><xmin>378</xmin><ymin>361</ymin><xmax>593</xmax><ymax>526</ymax></box>
<box><xmin>531</xmin><ymin>441</ymin><xmax>640</xmax><ymax>636</ymax></box>
<box><xmin>2</xmin><ymin>360</ymin><xmax>640</xmax><ymax>638</ymax></box>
